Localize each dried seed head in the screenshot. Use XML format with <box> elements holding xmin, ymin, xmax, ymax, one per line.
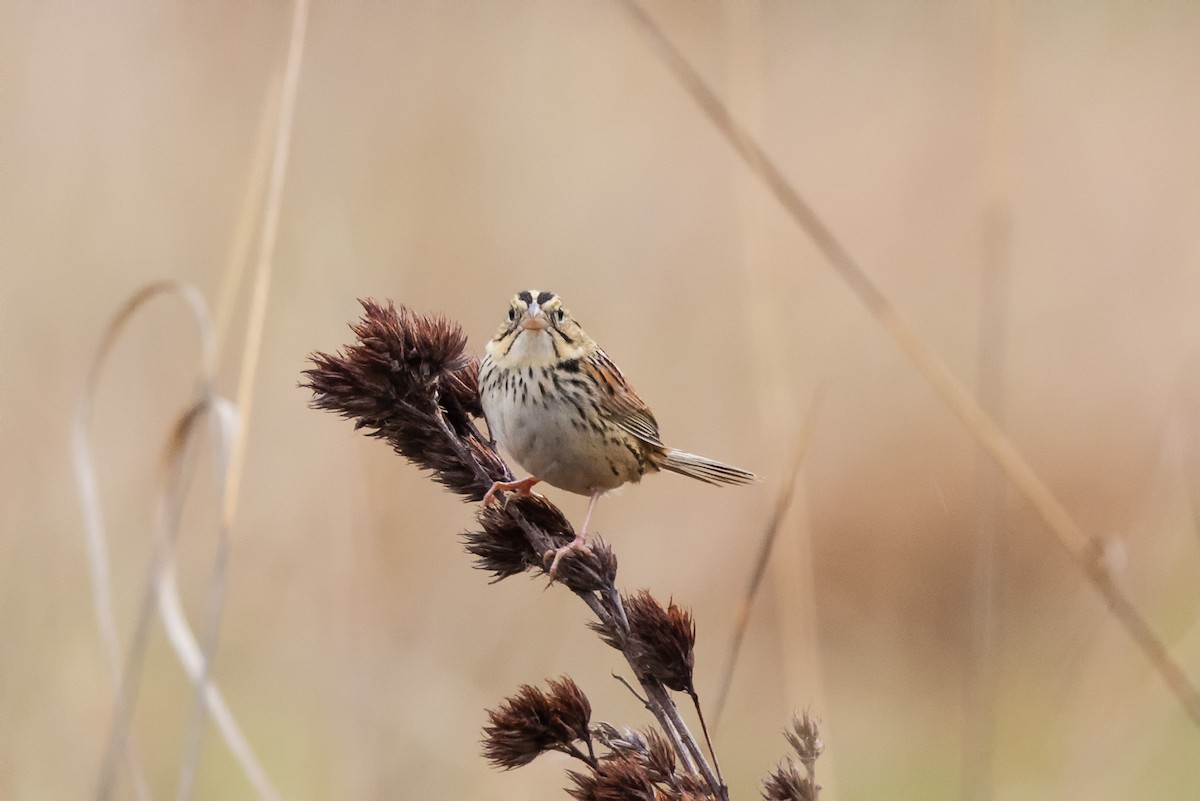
<box><xmin>763</xmin><ymin>714</ymin><xmax>822</xmax><ymax>801</ymax></box>
<box><xmin>623</xmin><ymin>590</ymin><xmax>696</xmax><ymax>694</ymax></box>
<box><xmin>590</xmin><ymin>725</ymin><xmax>677</xmax><ymax>786</ymax></box>
<box><xmin>567</xmin><ymin>753</ymin><xmax>657</xmax><ymax>801</ymax></box>
<box><xmin>676</xmin><ymin>774</ymin><xmax>715</xmax><ymax>798</ymax></box>
<box><xmin>591</xmin><ymin>721</ymin><xmax>622</xmax><ymax>744</ymax></box>
<box><xmin>303</xmin><ymin>299</ymin><xmax>504</xmax><ymax>500</ymax></box>
<box><xmin>463</xmin><ymin>494</ymin><xmax>590</xmax><ymax>581</ymax></box>
<box><xmin>761</xmin><ymin>761</ymin><xmax>818</xmax><ymax>801</ymax></box>
<box><xmin>554</xmin><ymin>537</ymin><xmax>619</xmax><ymax>593</ymax></box>
<box><xmin>482</xmin><ymin>677</ymin><xmax>593</xmax><ymax>770</ymax></box>
<box><xmin>643</xmin><ymin>727</ymin><xmax>676</xmax><ymax>781</ymax></box>
<box><xmin>548</xmin><ymin>676</ymin><xmax>594</xmax><ymax>740</ymax></box>
<box><xmin>784</xmin><ymin>712</ymin><xmax>823</xmax><ymax>772</ymax></box>
<box><xmin>593</xmin><ymin>723</ymin><xmax>652</xmax><ymax>757</ymax></box>
<box><xmin>464</xmin><ymin>503</ymin><xmax>543</xmax><ymax>580</ymax></box>
<box><xmin>588</xmin><ymin>615</ymin><xmax>624</xmax><ymax>653</ymax></box>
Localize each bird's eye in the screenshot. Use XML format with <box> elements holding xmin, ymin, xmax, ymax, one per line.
<box><xmin>555</xmin><ymin>309</ymin><xmax>565</xmax><ymax>322</ymax></box>
<box><xmin>508</xmin><ymin>308</ymin><xmax>516</xmax><ymax>321</ymax></box>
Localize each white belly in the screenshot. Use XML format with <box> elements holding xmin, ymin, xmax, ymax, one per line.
<box><xmin>480</xmin><ymin>366</ymin><xmax>641</xmax><ymax>495</ymax></box>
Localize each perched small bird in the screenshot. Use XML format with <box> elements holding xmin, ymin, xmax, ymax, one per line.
<box><xmin>478</xmin><ymin>290</ymin><xmax>756</xmax><ymax>576</ymax></box>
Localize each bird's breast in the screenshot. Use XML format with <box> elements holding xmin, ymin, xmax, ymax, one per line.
<box><xmin>479</xmin><ymin>362</ymin><xmax>647</xmax><ymax>496</ymax></box>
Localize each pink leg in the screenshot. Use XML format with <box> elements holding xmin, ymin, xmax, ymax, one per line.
<box><xmin>482</xmin><ymin>476</ymin><xmax>541</xmax><ymax>506</ymax></box>
<box><xmin>578</xmin><ymin>491</ymin><xmax>600</xmax><ymax>538</ymax></box>
<box><xmin>545</xmin><ymin>491</ymin><xmax>601</xmax><ymax>579</ymax></box>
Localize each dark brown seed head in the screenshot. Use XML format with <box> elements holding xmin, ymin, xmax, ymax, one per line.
<box><xmin>482</xmin><ymin>676</ymin><xmax>593</xmax><ymax>770</ymax></box>
<box><xmin>623</xmin><ymin>590</ymin><xmax>696</xmax><ymax>694</ymax></box>
<box><xmin>566</xmin><ymin>753</ymin><xmax>657</xmax><ymax>801</ymax></box>
<box><xmin>303</xmin><ymin>299</ymin><xmax>500</xmax><ymax>499</ymax></box>
<box><xmin>642</xmin><ymin>727</ymin><xmax>676</xmax><ymax>782</ymax></box>
<box><xmin>554</xmin><ymin>537</ymin><xmax>619</xmax><ymax>593</ymax></box>
<box><xmin>463</xmin><ymin>494</ymin><xmax>588</xmax><ymax>581</ymax></box>
<box><xmin>464</xmin><ymin>503</ymin><xmax>544</xmax><ymax>580</ymax></box>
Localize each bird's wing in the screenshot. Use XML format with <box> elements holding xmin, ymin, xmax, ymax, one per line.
<box><xmin>584</xmin><ymin>349</ymin><xmax>665</xmax><ymax>447</ymax></box>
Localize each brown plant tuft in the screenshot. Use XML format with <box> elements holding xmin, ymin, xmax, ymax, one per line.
<box><xmin>642</xmin><ymin>726</ymin><xmax>677</xmax><ymax>783</ymax></box>
<box><xmin>303</xmin><ymin>299</ymin><xmax>504</xmax><ymax>501</ymax></box>
<box><xmin>676</xmin><ymin>774</ymin><xmax>715</xmax><ymax>798</ymax></box>
<box><xmin>623</xmin><ymin>590</ymin><xmax>696</xmax><ymax>695</ymax></box>
<box><xmin>553</xmin><ymin>536</ymin><xmax>620</xmax><ymax>593</ymax></box>
<box><xmin>762</xmin><ymin>713</ymin><xmax>823</xmax><ymax>801</ymax></box>
<box><xmin>567</xmin><ymin>753</ymin><xmax>658</xmax><ymax>801</ymax></box>
<box><xmin>592</xmin><ymin>724</ymin><xmax>674</xmax><ymax>783</ymax></box>
<box><xmin>464</xmin><ymin>500</ymin><xmax>549</xmax><ymax>580</ymax></box>
<box><xmin>761</xmin><ymin>761</ymin><xmax>817</xmax><ymax>801</ymax></box>
<box><xmin>482</xmin><ymin>676</ymin><xmax>594</xmax><ymax>770</ymax></box>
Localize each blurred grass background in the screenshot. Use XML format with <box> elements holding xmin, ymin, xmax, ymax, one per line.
<box><xmin>3</xmin><ymin>1</ymin><xmax>1200</xmax><ymax>799</ymax></box>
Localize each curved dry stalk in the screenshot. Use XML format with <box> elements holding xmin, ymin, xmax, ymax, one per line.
<box><xmin>73</xmin><ymin>281</ymin><xmax>281</xmax><ymax>801</ymax></box>
<box><xmin>618</xmin><ymin>0</ymin><xmax>1200</xmax><ymax>727</ymax></box>
<box><xmin>167</xmin><ymin>398</ymin><xmax>240</xmax><ymax>801</ymax></box>
<box><xmin>73</xmin><ymin>280</ymin><xmax>213</xmax><ymax>801</ymax></box>
<box><xmin>99</xmin><ymin>399</ymin><xmax>236</xmax><ymax>801</ymax></box>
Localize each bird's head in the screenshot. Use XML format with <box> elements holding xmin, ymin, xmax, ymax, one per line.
<box><xmin>486</xmin><ymin>290</ymin><xmax>590</xmax><ymax>366</ymax></box>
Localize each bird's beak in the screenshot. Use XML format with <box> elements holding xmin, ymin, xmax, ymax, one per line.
<box><xmin>520</xmin><ymin>302</ymin><xmax>548</xmax><ymax>330</ymax></box>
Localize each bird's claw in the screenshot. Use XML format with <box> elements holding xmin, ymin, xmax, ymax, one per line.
<box><xmin>543</xmin><ymin>537</ymin><xmax>592</xmax><ymax>580</ymax></box>
<box><xmin>482</xmin><ymin>476</ymin><xmax>541</xmax><ymax>507</ymax></box>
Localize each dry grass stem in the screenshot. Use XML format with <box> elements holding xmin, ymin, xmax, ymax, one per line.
<box><xmin>213</xmin><ymin>68</ymin><xmax>281</xmax><ymax>359</ymax></box>
<box><xmin>74</xmin><ymin>282</ymin><xmax>281</xmax><ymax>801</ymax></box>
<box><xmin>714</xmin><ymin>385</ymin><xmax>826</xmax><ymax>729</ymax></box>
<box><xmin>964</xmin><ymin>3</ymin><xmax>1014</xmax><ymax>798</ymax></box>
<box><xmin>84</xmin><ymin>4</ymin><xmax>308</xmax><ymax>796</ymax></box>
<box><xmin>74</xmin><ymin>281</ymin><xmax>213</xmax><ymax>801</ymax></box>
<box><xmin>617</xmin><ymin>0</ymin><xmax>1200</xmax><ymax>727</ymax></box>
<box><xmin>223</xmin><ymin>0</ymin><xmax>310</xmax><ymax>527</ymax></box>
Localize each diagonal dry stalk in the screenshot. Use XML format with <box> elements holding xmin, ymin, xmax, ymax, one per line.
<box><xmin>304</xmin><ymin>300</ymin><xmax>822</xmax><ymax>800</ymax></box>
<box><xmin>713</xmin><ymin>384</ymin><xmax>826</xmax><ymax>730</ymax></box>
<box><xmin>617</xmin><ymin>0</ymin><xmax>1200</xmax><ymax>728</ymax></box>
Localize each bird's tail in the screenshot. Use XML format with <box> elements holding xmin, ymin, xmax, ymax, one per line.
<box><xmin>661</xmin><ymin>449</ymin><xmax>758</xmax><ymax>486</ymax></box>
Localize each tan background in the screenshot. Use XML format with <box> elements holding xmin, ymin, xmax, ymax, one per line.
<box><xmin>3</xmin><ymin>1</ymin><xmax>1200</xmax><ymax>799</ymax></box>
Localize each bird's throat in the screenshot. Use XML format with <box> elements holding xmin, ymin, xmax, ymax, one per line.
<box><xmin>492</xmin><ymin>327</ymin><xmax>583</xmax><ymax>368</ymax></box>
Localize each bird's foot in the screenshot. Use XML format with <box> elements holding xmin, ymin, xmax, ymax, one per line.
<box><xmin>482</xmin><ymin>476</ymin><xmax>542</xmax><ymax>506</ymax></box>
<box><xmin>544</xmin><ymin>534</ymin><xmax>592</xmax><ymax>580</ymax></box>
